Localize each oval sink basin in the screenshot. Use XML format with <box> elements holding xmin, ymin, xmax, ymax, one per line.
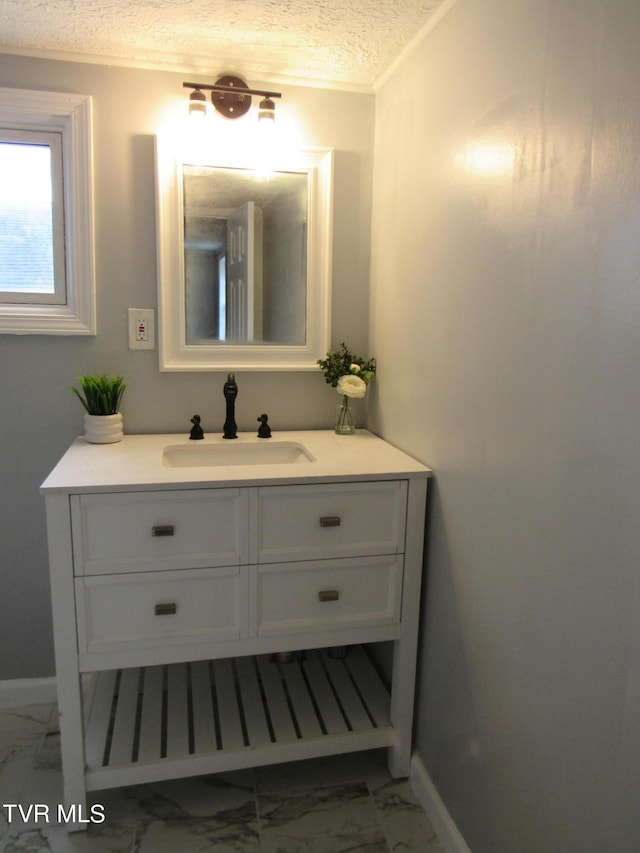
<box><xmin>162</xmin><ymin>441</ymin><xmax>316</xmax><ymax>468</ymax></box>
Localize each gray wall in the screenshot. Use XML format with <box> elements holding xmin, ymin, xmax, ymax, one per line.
<box><xmin>370</xmin><ymin>1</ymin><xmax>640</xmax><ymax>851</ymax></box>
<box><xmin>0</xmin><ymin>54</ymin><xmax>374</xmax><ymax>679</ymax></box>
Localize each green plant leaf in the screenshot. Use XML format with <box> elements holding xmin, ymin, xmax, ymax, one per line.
<box><xmin>69</xmin><ymin>374</ymin><xmax>126</xmax><ymax>415</ymax></box>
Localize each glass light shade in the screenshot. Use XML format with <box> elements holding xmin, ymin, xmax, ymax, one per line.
<box><xmin>188</xmin><ymin>90</ymin><xmax>207</xmax><ymax>117</ymax></box>
<box><xmin>258</xmin><ymin>97</ymin><xmax>276</xmax><ymax>122</ymax></box>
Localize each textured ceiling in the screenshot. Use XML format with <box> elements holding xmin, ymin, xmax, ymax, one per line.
<box><xmin>0</xmin><ymin>0</ymin><xmax>451</xmax><ymax>90</ymax></box>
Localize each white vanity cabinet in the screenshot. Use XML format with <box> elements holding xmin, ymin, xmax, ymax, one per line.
<box><xmin>41</xmin><ymin>431</ymin><xmax>430</xmax><ymax>825</ymax></box>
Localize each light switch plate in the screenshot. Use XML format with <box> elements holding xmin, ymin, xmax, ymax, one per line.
<box><xmin>128</xmin><ymin>308</ymin><xmax>155</xmax><ymax>350</ymax></box>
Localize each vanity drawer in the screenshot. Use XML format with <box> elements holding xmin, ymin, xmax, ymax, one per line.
<box><xmin>256</xmin><ymin>481</ymin><xmax>407</xmax><ymax>563</ymax></box>
<box><xmin>255</xmin><ymin>555</ymin><xmax>403</xmax><ymax>636</ymax></box>
<box><xmin>75</xmin><ymin>567</ymin><xmax>248</xmax><ymax>655</ymax></box>
<box><xmin>71</xmin><ymin>489</ymin><xmax>248</xmax><ymax>575</ymax></box>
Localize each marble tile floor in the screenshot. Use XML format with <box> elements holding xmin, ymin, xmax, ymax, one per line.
<box><xmin>0</xmin><ymin>702</ymin><xmax>446</xmax><ymax>852</ymax></box>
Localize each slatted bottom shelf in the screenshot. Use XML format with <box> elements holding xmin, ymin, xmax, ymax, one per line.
<box><xmin>83</xmin><ymin>645</ymin><xmax>392</xmax><ymax>790</ymax></box>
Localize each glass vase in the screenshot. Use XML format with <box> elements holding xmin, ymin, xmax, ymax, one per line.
<box><xmin>335</xmin><ymin>395</ymin><xmax>355</xmax><ymax>435</ymax></box>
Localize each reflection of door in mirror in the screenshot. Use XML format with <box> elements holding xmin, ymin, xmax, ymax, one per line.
<box><xmin>227</xmin><ymin>201</ymin><xmax>262</xmax><ymax>341</ymax></box>
<box><xmin>183</xmin><ymin>166</ymin><xmax>307</xmax><ymax>347</ymax></box>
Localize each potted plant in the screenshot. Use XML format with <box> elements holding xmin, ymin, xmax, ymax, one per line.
<box><xmin>317</xmin><ymin>343</ymin><xmax>376</xmax><ymax>434</ymax></box>
<box><xmin>70</xmin><ymin>374</ymin><xmax>126</xmax><ymax>444</ymax></box>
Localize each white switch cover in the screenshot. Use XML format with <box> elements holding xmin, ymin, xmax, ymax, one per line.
<box><xmin>128</xmin><ymin>308</ymin><xmax>155</xmax><ymax>350</ymax></box>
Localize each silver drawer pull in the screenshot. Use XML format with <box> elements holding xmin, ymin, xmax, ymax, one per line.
<box><xmin>152</xmin><ymin>525</ymin><xmax>175</xmax><ymax>537</ymax></box>
<box><xmin>320</xmin><ymin>516</ymin><xmax>341</xmax><ymax>528</ymax></box>
<box><xmin>319</xmin><ymin>589</ymin><xmax>340</xmax><ymax>603</ymax></box>
<box><xmin>154</xmin><ymin>602</ymin><xmax>177</xmax><ymax>616</ymax></box>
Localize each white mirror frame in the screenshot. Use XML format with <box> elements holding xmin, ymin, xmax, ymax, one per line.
<box><xmin>155</xmin><ymin>137</ymin><xmax>333</xmax><ymax>371</ymax></box>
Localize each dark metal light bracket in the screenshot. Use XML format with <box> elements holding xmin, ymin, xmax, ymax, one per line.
<box><xmin>183</xmin><ymin>76</ymin><xmax>282</xmax><ymax>120</ymax></box>
<box><xmin>210</xmin><ymin>75</ymin><xmax>251</xmax><ymax>119</ymax></box>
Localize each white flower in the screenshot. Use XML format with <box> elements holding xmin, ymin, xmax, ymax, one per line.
<box><xmin>349</xmin><ymin>363</ymin><xmax>361</xmax><ymax>373</ymax></box>
<box><xmin>337</xmin><ymin>374</ymin><xmax>367</xmax><ymax>398</ymax></box>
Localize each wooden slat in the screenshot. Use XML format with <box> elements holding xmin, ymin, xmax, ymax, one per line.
<box><xmin>137</xmin><ymin>665</ymin><xmax>164</xmax><ymax>762</ymax></box>
<box><xmin>108</xmin><ymin>667</ymin><xmax>140</xmax><ymax>765</ymax></box>
<box><xmin>303</xmin><ymin>652</ymin><xmax>349</xmax><ymax>735</ymax></box>
<box><xmin>256</xmin><ymin>655</ymin><xmax>297</xmax><ymax>743</ymax></box>
<box><xmin>279</xmin><ymin>659</ymin><xmax>323</xmax><ymax>738</ymax></box>
<box><xmin>190</xmin><ymin>661</ymin><xmax>217</xmax><ymax>752</ymax></box>
<box><xmin>320</xmin><ymin>651</ymin><xmax>372</xmax><ymax>732</ymax></box>
<box><xmin>235</xmin><ymin>657</ymin><xmax>271</xmax><ymax>746</ymax></box>
<box><xmin>345</xmin><ymin>645</ymin><xmax>391</xmax><ymax>727</ymax></box>
<box><xmin>166</xmin><ymin>663</ymin><xmax>189</xmax><ymax>757</ymax></box>
<box><xmin>213</xmin><ymin>659</ymin><xmax>244</xmax><ymax>749</ymax></box>
<box><xmin>85</xmin><ymin>669</ymin><xmax>118</xmax><ymax>770</ymax></box>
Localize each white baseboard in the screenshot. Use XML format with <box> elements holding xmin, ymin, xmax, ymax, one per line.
<box><xmin>410</xmin><ymin>752</ymin><xmax>473</xmax><ymax>853</ymax></box>
<box><xmin>0</xmin><ymin>677</ymin><xmax>57</xmax><ymax>709</ymax></box>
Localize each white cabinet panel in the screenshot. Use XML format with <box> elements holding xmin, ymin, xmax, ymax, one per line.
<box><xmin>72</xmin><ymin>489</ymin><xmax>248</xmax><ymax>574</ymax></box>
<box><xmin>76</xmin><ymin>566</ymin><xmax>248</xmax><ymax>654</ymax></box>
<box><xmin>256</xmin><ymin>555</ymin><xmax>403</xmax><ymax>636</ymax></box>
<box><xmin>257</xmin><ymin>481</ymin><xmax>407</xmax><ymax>563</ymax></box>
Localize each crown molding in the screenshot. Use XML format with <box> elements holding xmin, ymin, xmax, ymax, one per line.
<box><xmin>0</xmin><ymin>44</ymin><xmax>375</xmax><ymax>94</ymax></box>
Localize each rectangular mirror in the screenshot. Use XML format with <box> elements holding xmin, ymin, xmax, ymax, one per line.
<box><xmin>155</xmin><ymin>139</ymin><xmax>333</xmax><ymax>371</ymax></box>
<box><xmin>184</xmin><ymin>165</ymin><xmax>308</xmax><ymax>346</ymax></box>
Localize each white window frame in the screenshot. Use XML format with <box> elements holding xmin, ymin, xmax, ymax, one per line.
<box><xmin>0</xmin><ymin>87</ymin><xmax>95</xmax><ymax>334</ymax></box>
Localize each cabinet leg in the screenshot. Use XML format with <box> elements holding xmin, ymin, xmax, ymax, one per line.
<box><xmin>387</xmin><ymin>739</ymin><xmax>412</xmax><ymax>778</ymax></box>
<box><xmin>46</xmin><ymin>496</ymin><xmax>89</xmax><ymax>831</ymax></box>
<box><xmin>57</xmin><ymin>673</ymin><xmax>89</xmax><ymax>832</ymax></box>
<box><xmin>388</xmin><ymin>634</ymin><xmax>418</xmax><ymax>778</ymax></box>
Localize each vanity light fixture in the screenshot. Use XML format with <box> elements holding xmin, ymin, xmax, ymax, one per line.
<box><xmin>183</xmin><ymin>76</ymin><xmax>281</xmax><ymax>122</ymax></box>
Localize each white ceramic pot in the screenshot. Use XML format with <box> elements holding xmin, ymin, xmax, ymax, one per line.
<box><xmin>83</xmin><ymin>413</ymin><xmax>124</xmax><ymax>444</ymax></box>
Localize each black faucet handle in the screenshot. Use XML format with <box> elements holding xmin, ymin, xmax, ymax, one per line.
<box><xmin>190</xmin><ymin>414</ymin><xmax>204</xmax><ymax>440</ymax></box>
<box><xmin>257</xmin><ymin>413</ymin><xmax>271</xmax><ymax>438</ymax></box>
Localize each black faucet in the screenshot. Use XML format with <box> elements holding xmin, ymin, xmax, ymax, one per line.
<box><xmin>223</xmin><ymin>372</ymin><xmax>238</xmax><ymax>439</ymax></box>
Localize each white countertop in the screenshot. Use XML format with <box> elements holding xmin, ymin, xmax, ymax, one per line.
<box><xmin>41</xmin><ymin>430</ymin><xmax>432</xmax><ymax>494</ymax></box>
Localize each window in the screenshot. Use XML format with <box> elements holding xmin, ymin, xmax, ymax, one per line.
<box><xmin>0</xmin><ymin>129</ymin><xmax>65</xmax><ymax>304</ymax></box>
<box><xmin>0</xmin><ymin>88</ymin><xmax>95</xmax><ymax>334</ymax></box>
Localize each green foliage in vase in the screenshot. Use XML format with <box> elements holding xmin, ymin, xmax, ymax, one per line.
<box><xmin>70</xmin><ymin>374</ymin><xmax>126</xmax><ymax>415</ymax></box>
<box><xmin>317</xmin><ymin>342</ymin><xmax>376</xmax><ymax>388</ymax></box>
